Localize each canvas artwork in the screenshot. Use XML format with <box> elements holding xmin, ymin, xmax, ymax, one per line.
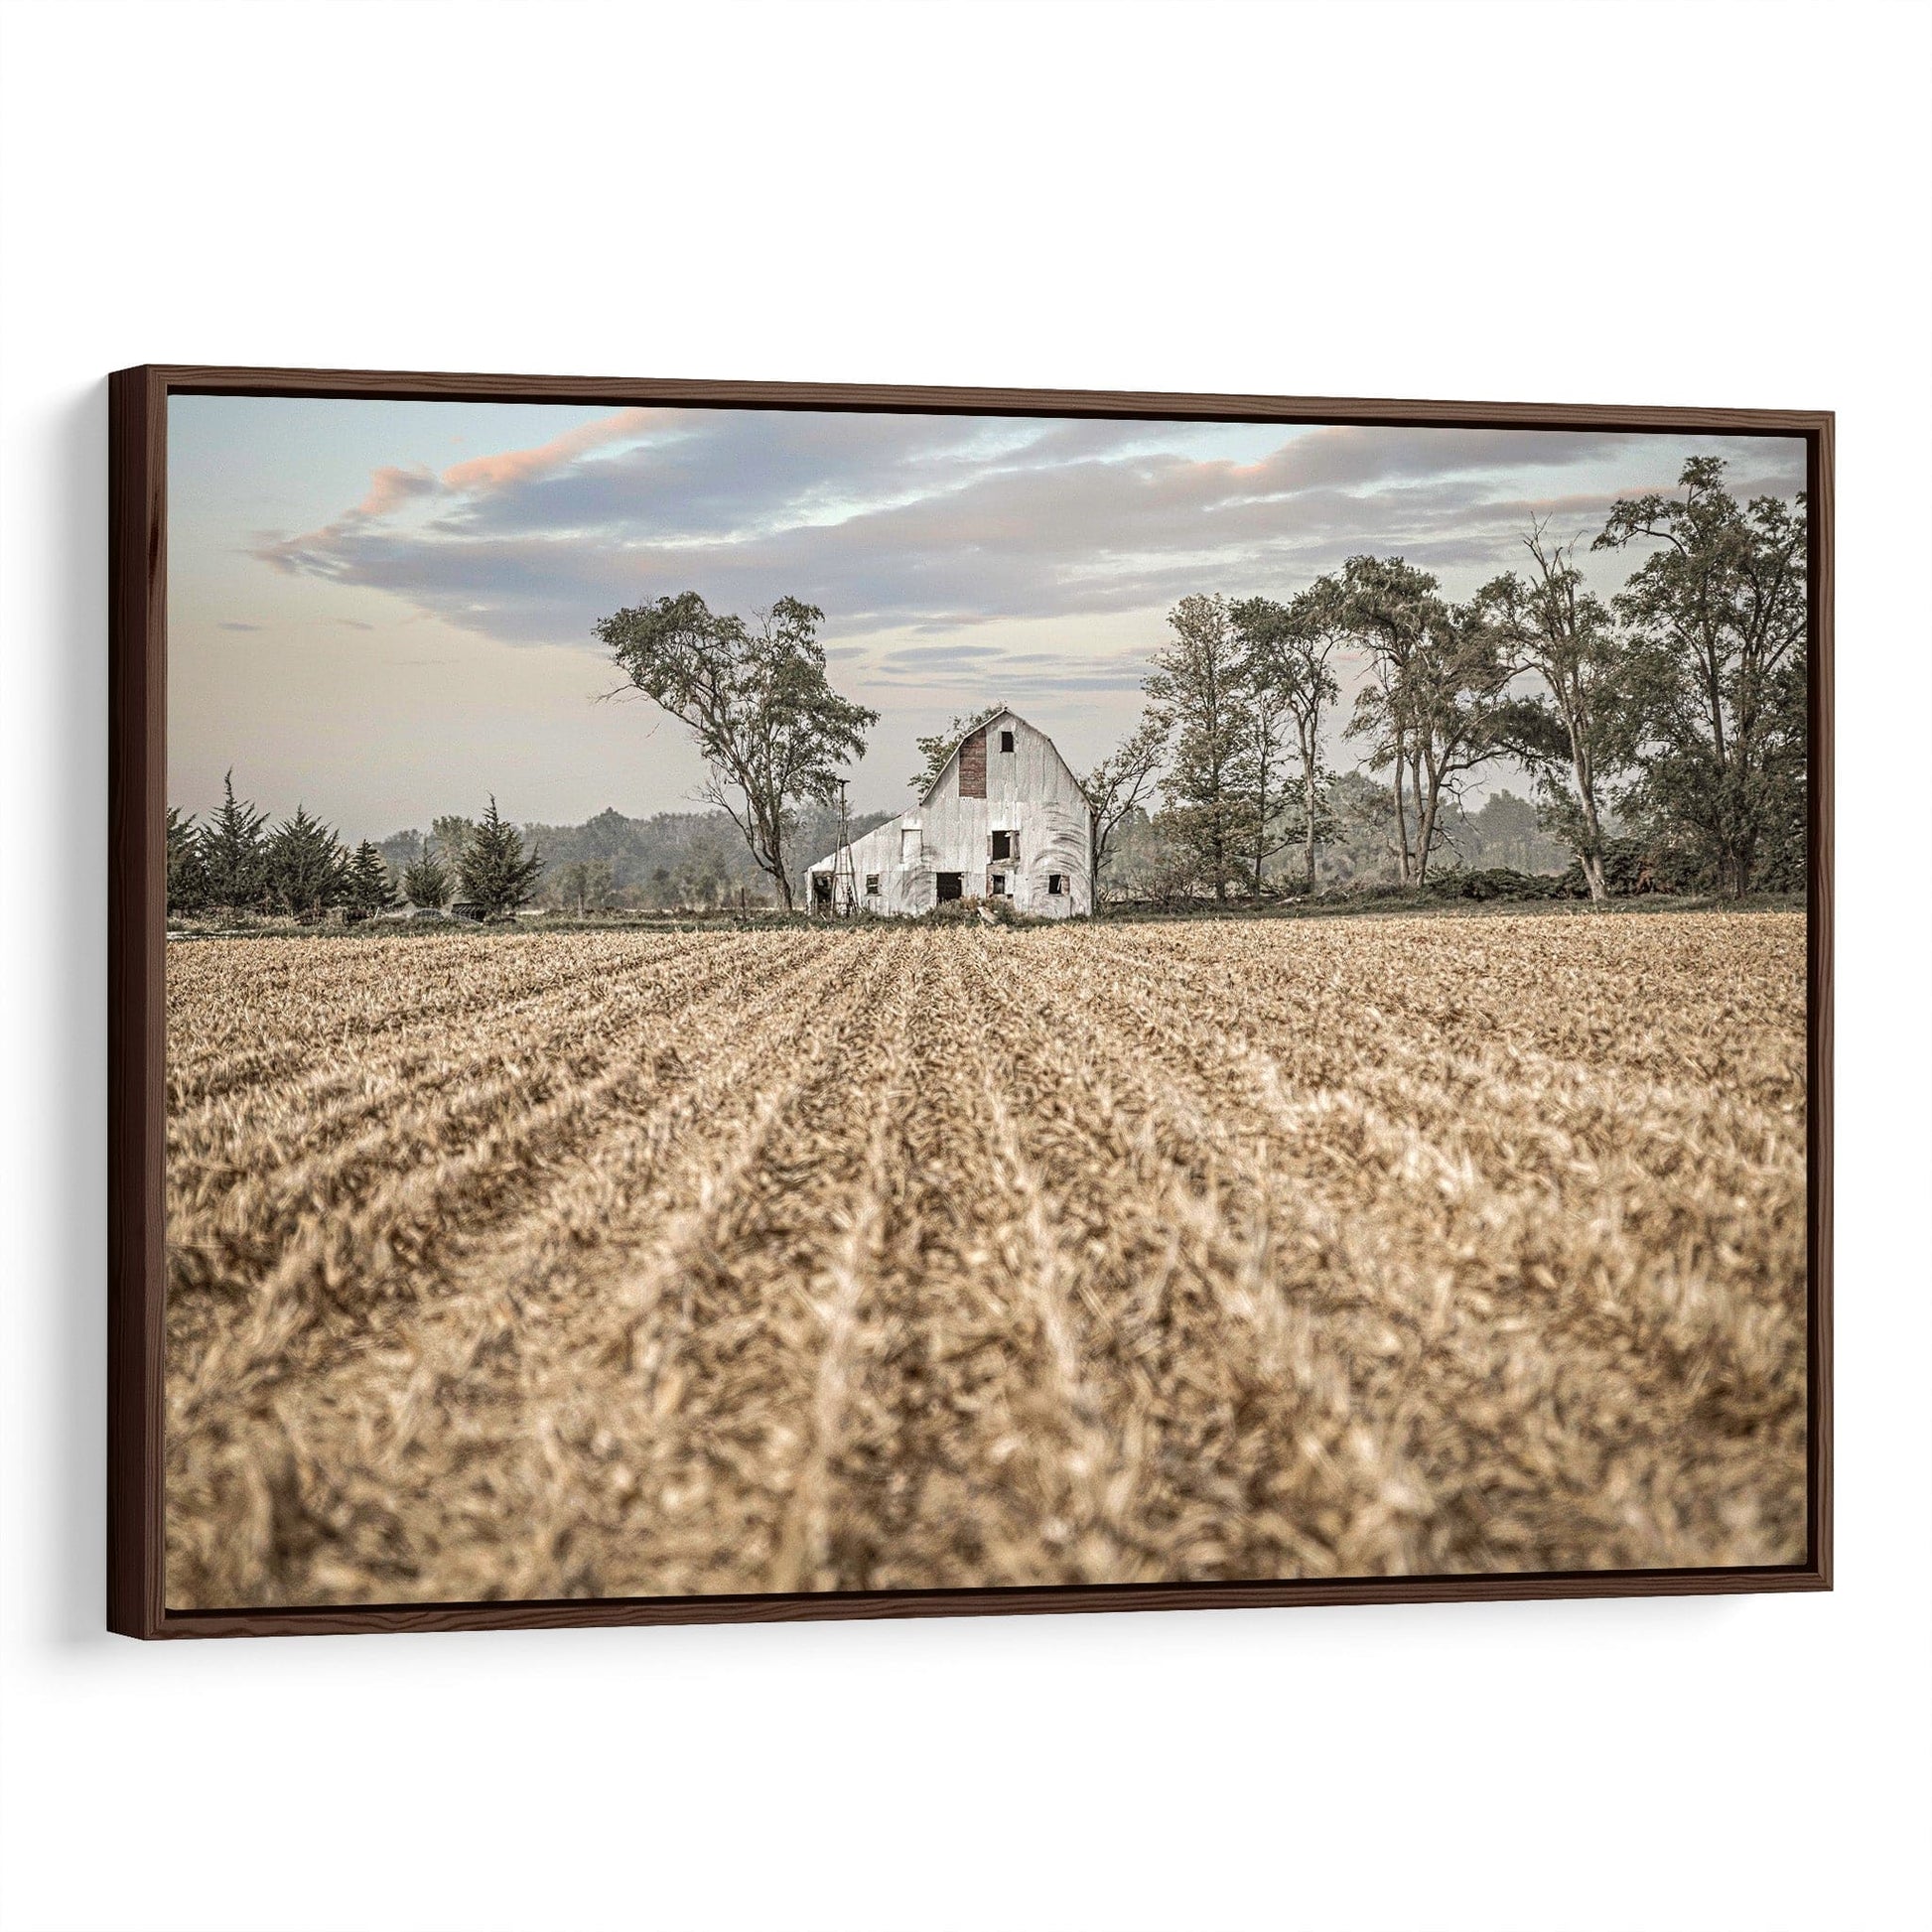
<box><xmin>147</xmin><ymin>384</ymin><xmax>1822</xmax><ymax>1621</ymax></box>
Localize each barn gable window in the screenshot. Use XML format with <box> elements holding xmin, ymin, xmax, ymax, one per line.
<box><xmin>1000</xmin><ymin>729</ymin><xmax>1015</xmax><ymax>753</ymax></box>
<box><xmin>899</xmin><ymin>825</ymin><xmax>920</xmax><ymax>866</ymax></box>
<box><xmin>957</xmin><ymin>729</ymin><xmax>988</xmax><ymax>799</ymax></box>
<box><xmin>1047</xmin><ymin>873</ymin><xmax>1067</xmax><ymax>896</ymax></box>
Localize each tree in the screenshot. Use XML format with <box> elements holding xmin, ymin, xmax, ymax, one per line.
<box><xmin>1143</xmin><ymin>594</ymin><xmax>1253</xmax><ymax>902</ymax></box>
<box><xmin>1321</xmin><ymin>768</ymin><xmax>1403</xmax><ymax>887</ymax></box>
<box><xmin>679</xmin><ymin>848</ymin><xmax>728</xmax><ymax>908</ymax></box>
<box><xmin>458</xmin><ymin>796</ymin><xmax>544</xmax><ymax>919</ymax></box>
<box><xmin>1472</xmin><ymin>789</ymin><xmax>1542</xmax><ymax>872</ymax></box>
<box><xmin>1477</xmin><ymin>521</ymin><xmax>1636</xmax><ymax>900</ymax></box>
<box><xmin>400</xmin><ymin>837</ymin><xmax>452</xmax><ymax>910</ymax></box>
<box><xmin>431</xmin><ymin>814</ymin><xmax>478</xmax><ymax>877</ymax></box>
<box><xmin>1338</xmin><ymin>557</ymin><xmax>1522</xmax><ymax>886</ymax></box>
<box><xmin>166</xmin><ymin>806</ymin><xmax>207</xmax><ymax>916</ymax></box>
<box><xmin>1592</xmin><ymin>458</ymin><xmax>1807</xmax><ymax>897</ymax></box>
<box><xmin>1127</xmin><ymin>810</ymin><xmax>1211</xmax><ymax>908</ymax></box>
<box><xmin>265</xmin><ymin>805</ymin><xmax>346</xmax><ymax>923</ymax></box>
<box><xmin>597</xmin><ymin>593</ymin><xmax>879</xmax><ymax>911</ymax></box>
<box><xmin>342</xmin><ymin>841</ymin><xmax>400</xmax><ymax>921</ymax></box>
<box><xmin>1082</xmin><ymin>710</ymin><xmax>1168</xmax><ymax>903</ymax></box>
<box><xmin>909</xmin><ymin>701</ymin><xmax>1010</xmax><ymax>794</ymax></box>
<box><xmin>198</xmin><ymin>770</ymin><xmax>270</xmax><ymax>916</ymax></box>
<box><xmin>1335</xmin><ymin>558</ymin><xmax>1434</xmax><ymax>884</ymax></box>
<box><xmin>1232</xmin><ymin>579</ymin><xmax>1345</xmax><ymax>894</ymax></box>
<box><xmin>549</xmin><ymin>858</ymin><xmax>617</xmax><ymax>916</ymax></box>
<box><xmin>1228</xmin><ymin>610</ymin><xmax>1297</xmax><ymax>895</ymax></box>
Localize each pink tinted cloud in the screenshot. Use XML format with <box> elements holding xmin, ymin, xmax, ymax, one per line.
<box><xmin>256</xmin><ymin>412</ymin><xmax>669</xmax><ymax>575</ymax></box>
<box><xmin>355</xmin><ymin>464</ymin><xmax>441</xmax><ymax>517</ymax></box>
<box><xmin>441</xmin><ymin>407</ymin><xmax>667</xmax><ymax>493</ymax></box>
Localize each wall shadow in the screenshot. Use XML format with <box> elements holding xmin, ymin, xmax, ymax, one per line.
<box><xmin>44</xmin><ymin>377</ymin><xmax>110</xmax><ymax>1648</ymax></box>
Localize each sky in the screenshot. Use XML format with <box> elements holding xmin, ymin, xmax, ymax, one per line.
<box><xmin>167</xmin><ymin>397</ymin><xmax>1806</xmax><ymax>842</ymax></box>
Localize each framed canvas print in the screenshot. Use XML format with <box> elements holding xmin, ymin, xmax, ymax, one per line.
<box><xmin>108</xmin><ymin>367</ymin><xmax>1832</xmax><ymax>1637</ymax></box>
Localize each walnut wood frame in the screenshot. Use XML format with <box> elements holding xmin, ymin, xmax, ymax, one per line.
<box><xmin>108</xmin><ymin>365</ymin><xmax>1835</xmax><ymax>1639</ymax></box>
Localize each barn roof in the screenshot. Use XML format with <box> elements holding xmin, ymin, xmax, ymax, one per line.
<box><xmin>801</xmin><ymin>811</ymin><xmax>907</xmax><ymax>878</ymax></box>
<box><xmin>799</xmin><ymin>707</ymin><xmax>1081</xmax><ymax>880</ymax></box>
<box><xmin>916</xmin><ymin>707</ymin><xmax>1074</xmax><ymax>808</ymax></box>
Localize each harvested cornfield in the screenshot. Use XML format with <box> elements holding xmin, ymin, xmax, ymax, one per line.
<box><xmin>164</xmin><ymin>910</ymin><xmax>1810</xmax><ymax>1607</ymax></box>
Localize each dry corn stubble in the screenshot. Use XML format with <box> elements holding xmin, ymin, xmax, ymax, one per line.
<box><xmin>164</xmin><ymin>910</ymin><xmax>1809</xmax><ymax>1608</ymax></box>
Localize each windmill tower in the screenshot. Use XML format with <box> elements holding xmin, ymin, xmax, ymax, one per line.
<box><xmin>831</xmin><ymin>779</ymin><xmax>860</xmax><ymax>915</ymax></box>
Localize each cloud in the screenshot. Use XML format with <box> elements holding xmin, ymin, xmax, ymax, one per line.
<box><xmin>355</xmin><ymin>464</ymin><xmax>441</xmax><ymax>517</ymax></box>
<box><xmin>218</xmin><ymin>621</ymin><xmax>261</xmax><ymax>631</ymax></box>
<box><xmin>439</xmin><ymin>407</ymin><xmax>672</xmax><ymax>492</ymax></box>
<box><xmin>436</xmin><ymin>407</ymin><xmax>1010</xmax><ymax>545</ymax></box>
<box><xmin>247</xmin><ymin>410</ymin><xmax>1809</xmax><ymax>671</ymax></box>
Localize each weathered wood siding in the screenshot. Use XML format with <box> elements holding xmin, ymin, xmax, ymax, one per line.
<box><xmin>801</xmin><ymin>708</ymin><xmax>1092</xmax><ymax>917</ymax></box>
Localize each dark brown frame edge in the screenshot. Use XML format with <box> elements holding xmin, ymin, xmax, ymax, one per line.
<box><xmin>108</xmin><ymin>365</ymin><xmax>1835</xmax><ymax>1638</ymax></box>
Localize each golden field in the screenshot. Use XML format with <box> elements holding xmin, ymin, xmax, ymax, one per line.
<box><xmin>164</xmin><ymin>910</ymin><xmax>1809</xmax><ymax>1607</ymax></box>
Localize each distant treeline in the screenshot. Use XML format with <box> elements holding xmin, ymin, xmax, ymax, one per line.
<box><xmin>166</xmin><ymin>767</ymin><xmax>1595</xmax><ymax>924</ymax></box>
<box><xmin>166</xmin><ymin>782</ymin><xmax>894</xmax><ymax>922</ymax></box>
<box><xmin>1104</xmin><ymin>775</ymin><xmax>1582</xmax><ymax>904</ymax></box>
<box><xmin>378</xmin><ymin>800</ymin><xmax>893</xmax><ymax>915</ymax></box>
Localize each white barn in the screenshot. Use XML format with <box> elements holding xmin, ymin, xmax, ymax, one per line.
<box><xmin>802</xmin><ymin>708</ymin><xmax>1092</xmax><ymax>918</ymax></box>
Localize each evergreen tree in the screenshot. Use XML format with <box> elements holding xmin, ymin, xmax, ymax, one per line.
<box><xmin>198</xmin><ymin>770</ymin><xmax>270</xmax><ymax>916</ymax></box>
<box><xmin>400</xmin><ymin>836</ymin><xmax>452</xmax><ymax>910</ymax></box>
<box><xmin>266</xmin><ymin>805</ymin><xmax>347</xmax><ymax>923</ymax></box>
<box><xmin>458</xmin><ymin>796</ymin><xmax>544</xmax><ymax>919</ymax></box>
<box><xmin>166</xmin><ymin>806</ymin><xmax>208</xmax><ymax>915</ymax></box>
<box><xmin>343</xmin><ymin>840</ymin><xmax>401</xmax><ymax>921</ymax></box>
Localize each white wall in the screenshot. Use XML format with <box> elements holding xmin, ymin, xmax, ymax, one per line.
<box><xmin>2</xmin><ymin>5</ymin><xmax>1927</xmax><ymax>1928</ymax></box>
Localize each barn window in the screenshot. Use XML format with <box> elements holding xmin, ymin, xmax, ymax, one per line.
<box><xmin>1000</xmin><ymin>729</ymin><xmax>1015</xmax><ymax>753</ymax></box>
<box><xmin>1047</xmin><ymin>873</ymin><xmax>1067</xmax><ymax>896</ymax></box>
<box><xmin>990</xmin><ymin>873</ymin><xmax>1008</xmax><ymax>896</ymax></box>
<box><xmin>991</xmin><ymin>829</ymin><xmax>1015</xmax><ymax>861</ymax></box>
<box><xmin>865</xmin><ymin>874</ymin><xmax>880</xmax><ymax>897</ymax></box>
<box><xmin>899</xmin><ymin>825</ymin><xmax>920</xmax><ymax>866</ymax></box>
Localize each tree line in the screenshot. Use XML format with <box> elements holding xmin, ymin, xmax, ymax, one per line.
<box><xmin>167</xmin><ymin>790</ymin><xmax>899</xmax><ymax>925</ymax></box>
<box><xmin>168</xmin><ymin>779</ymin><xmax>545</xmax><ymax>922</ymax></box>
<box><xmin>477</xmin><ymin>801</ymin><xmax>895</xmax><ymax>915</ymax></box>
<box><xmin>1092</xmin><ymin>455</ymin><xmax>1807</xmax><ymax>903</ymax></box>
<box><xmin>596</xmin><ymin>458</ymin><xmax>1805</xmax><ymax>911</ymax></box>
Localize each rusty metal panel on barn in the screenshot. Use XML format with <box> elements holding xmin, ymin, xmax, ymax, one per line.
<box><xmin>957</xmin><ymin>728</ymin><xmax>988</xmax><ymax>799</ymax></box>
